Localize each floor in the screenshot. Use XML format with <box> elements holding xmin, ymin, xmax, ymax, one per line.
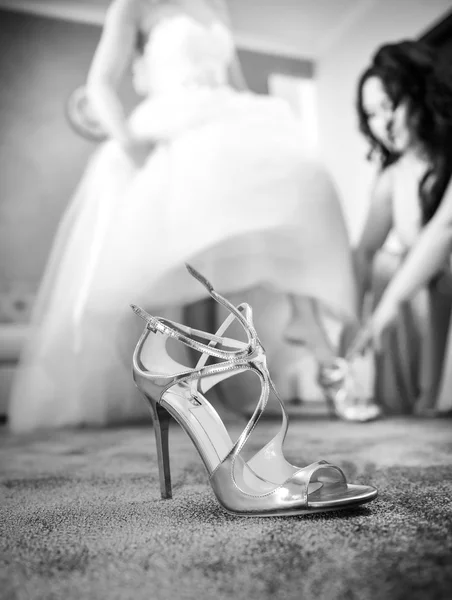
<box><xmin>1</xmin><ymin>414</ymin><xmax>451</xmax><ymax>600</ymax></box>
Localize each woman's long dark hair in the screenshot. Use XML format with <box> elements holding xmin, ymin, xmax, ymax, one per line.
<box><xmin>357</xmin><ymin>40</ymin><xmax>452</xmax><ymax>224</ymax></box>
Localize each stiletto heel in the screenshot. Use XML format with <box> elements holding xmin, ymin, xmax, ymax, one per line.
<box><xmin>147</xmin><ymin>397</ymin><xmax>172</xmax><ymax>499</ymax></box>
<box><xmin>131</xmin><ymin>264</ymin><xmax>378</xmax><ymax>517</ymax></box>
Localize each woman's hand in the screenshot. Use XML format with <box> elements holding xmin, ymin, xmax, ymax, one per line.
<box><xmin>348</xmin><ymin>296</ymin><xmax>400</xmax><ymax>355</ymax></box>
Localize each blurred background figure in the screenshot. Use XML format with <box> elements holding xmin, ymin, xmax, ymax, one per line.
<box><xmin>352</xmin><ymin>39</ymin><xmax>452</xmax><ymax>416</ymax></box>
<box><xmin>6</xmin><ymin>0</ymin><xmax>358</xmax><ymax>432</ymax></box>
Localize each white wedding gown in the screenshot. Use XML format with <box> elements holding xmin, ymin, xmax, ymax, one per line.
<box><xmin>9</xmin><ymin>14</ymin><xmax>357</xmax><ymax>431</ymax></box>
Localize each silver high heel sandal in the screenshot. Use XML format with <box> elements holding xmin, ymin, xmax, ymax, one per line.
<box><xmin>131</xmin><ymin>264</ymin><xmax>378</xmax><ymax>517</ymax></box>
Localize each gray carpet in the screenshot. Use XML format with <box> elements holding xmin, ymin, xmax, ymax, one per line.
<box><xmin>1</xmin><ymin>414</ymin><xmax>452</xmax><ymax>600</ymax></box>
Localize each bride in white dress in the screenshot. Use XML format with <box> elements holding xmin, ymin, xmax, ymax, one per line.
<box><xmin>8</xmin><ymin>0</ymin><xmax>357</xmax><ymax>431</ymax></box>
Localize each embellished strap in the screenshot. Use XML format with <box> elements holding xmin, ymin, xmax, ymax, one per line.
<box><xmin>131</xmin><ymin>304</ymin><xmax>249</xmax><ymax>361</ymax></box>
<box><xmin>131</xmin><ymin>263</ymin><xmax>260</xmax><ymax>361</ymax></box>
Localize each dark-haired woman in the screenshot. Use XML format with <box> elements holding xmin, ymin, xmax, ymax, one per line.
<box><xmin>352</xmin><ymin>40</ymin><xmax>452</xmax><ymax>415</ymax></box>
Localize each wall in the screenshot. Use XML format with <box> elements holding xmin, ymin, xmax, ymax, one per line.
<box><xmin>238</xmin><ymin>49</ymin><xmax>312</xmax><ymax>94</ymax></box>
<box><xmin>0</xmin><ymin>9</ymin><xmax>313</xmax><ymax>309</ymax></box>
<box><xmin>0</xmin><ymin>10</ymin><xmax>102</xmax><ymax>307</ymax></box>
<box><xmin>316</xmin><ymin>0</ymin><xmax>452</xmax><ymax>243</ymax></box>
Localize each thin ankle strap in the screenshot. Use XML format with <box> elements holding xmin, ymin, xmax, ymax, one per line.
<box><xmin>131</xmin><ymin>304</ymin><xmax>250</xmax><ymax>361</ymax></box>
<box><xmin>131</xmin><ymin>263</ymin><xmax>260</xmax><ymax>361</ymax></box>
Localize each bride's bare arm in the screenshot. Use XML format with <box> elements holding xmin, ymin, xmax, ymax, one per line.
<box><xmin>209</xmin><ymin>0</ymin><xmax>249</xmax><ymax>90</ymax></box>
<box><xmin>86</xmin><ymin>0</ymin><xmax>139</xmax><ymax>145</ymax></box>
<box><xmin>228</xmin><ymin>54</ymin><xmax>249</xmax><ymax>91</ymax></box>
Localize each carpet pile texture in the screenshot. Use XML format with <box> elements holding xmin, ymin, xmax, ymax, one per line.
<box><xmin>1</xmin><ymin>415</ymin><xmax>451</xmax><ymax>599</ymax></box>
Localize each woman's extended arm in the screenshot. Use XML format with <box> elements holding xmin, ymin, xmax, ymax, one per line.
<box><xmin>228</xmin><ymin>54</ymin><xmax>249</xmax><ymax>91</ymax></box>
<box><xmin>378</xmin><ymin>176</ymin><xmax>452</xmax><ymax>307</ymax></box>
<box><xmin>352</xmin><ymin>174</ymin><xmax>452</xmax><ymax>354</ymax></box>
<box><xmin>353</xmin><ymin>166</ymin><xmax>393</xmax><ymax>318</ymax></box>
<box><xmin>209</xmin><ymin>0</ymin><xmax>248</xmax><ymax>90</ymax></box>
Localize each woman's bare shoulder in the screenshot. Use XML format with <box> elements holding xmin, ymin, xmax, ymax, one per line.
<box><xmin>381</xmin><ymin>161</ymin><xmax>398</xmax><ymax>181</ymax></box>
<box><xmin>379</xmin><ymin>161</ymin><xmax>397</xmax><ymax>188</ymax></box>
<box><xmin>370</xmin><ymin>162</ymin><xmax>396</xmax><ymax>206</ymax></box>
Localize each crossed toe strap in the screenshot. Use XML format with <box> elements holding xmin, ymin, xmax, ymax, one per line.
<box><xmin>277</xmin><ymin>460</ymin><xmax>348</xmax><ymax>508</ymax></box>
<box><xmin>210</xmin><ymin>455</ymin><xmax>348</xmax><ymax>513</ymax></box>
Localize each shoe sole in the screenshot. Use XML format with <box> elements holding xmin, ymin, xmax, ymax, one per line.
<box><xmin>223</xmin><ymin>489</ymin><xmax>378</xmax><ymax>517</ymax></box>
